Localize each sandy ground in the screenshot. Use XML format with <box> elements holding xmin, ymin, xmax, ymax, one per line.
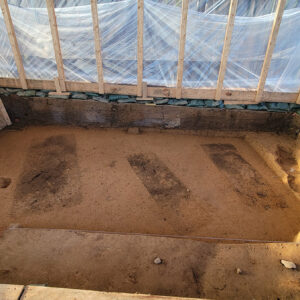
<box><xmin>0</xmin><ymin>126</ymin><xmax>299</xmax><ymax>242</ymax></box>
<box><xmin>247</xmin><ymin>132</ymin><xmax>300</xmax><ymax>194</ymax></box>
<box><xmin>0</xmin><ymin>228</ymin><xmax>299</xmax><ymax>299</ymax></box>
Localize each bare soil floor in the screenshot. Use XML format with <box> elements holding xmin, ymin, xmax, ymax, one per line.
<box><xmin>0</xmin><ymin>126</ymin><xmax>299</xmax><ymax>242</ymax></box>
<box><xmin>0</xmin><ymin>228</ymin><xmax>299</xmax><ymax>299</ymax></box>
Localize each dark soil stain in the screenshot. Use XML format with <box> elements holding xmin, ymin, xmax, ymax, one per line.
<box><xmin>203</xmin><ymin>144</ymin><xmax>287</xmax><ymax>209</ymax></box>
<box><xmin>128</xmin><ymin>153</ymin><xmax>189</xmax><ymax>208</ymax></box>
<box><xmin>13</xmin><ymin>135</ymin><xmax>81</xmax><ymax>214</ymax></box>
<box><xmin>276</xmin><ymin>145</ymin><xmax>300</xmax><ymax>193</ymax></box>
<box><xmin>128</xmin><ymin>153</ymin><xmax>192</xmax><ymax>234</ymax></box>
<box><xmin>0</xmin><ymin>177</ymin><xmax>11</xmax><ymax>188</ymax></box>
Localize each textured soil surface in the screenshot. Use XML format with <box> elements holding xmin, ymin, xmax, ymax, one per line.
<box><xmin>0</xmin><ymin>228</ymin><xmax>299</xmax><ymax>299</ymax></box>
<box><xmin>0</xmin><ymin>126</ymin><xmax>299</xmax><ymax>242</ymax></box>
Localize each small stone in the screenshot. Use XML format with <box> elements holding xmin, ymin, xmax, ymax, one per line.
<box><xmin>86</xmin><ymin>92</ymin><xmax>100</xmax><ymax>97</ymax></box>
<box><xmin>109</xmin><ymin>95</ymin><xmax>129</xmax><ymax>101</ymax></box>
<box><xmin>6</xmin><ymin>88</ymin><xmax>22</xmax><ymax>94</ymax></box>
<box><xmin>128</xmin><ymin>127</ymin><xmax>140</xmax><ymax>134</ymax></box>
<box><xmin>204</xmin><ymin>100</ymin><xmax>221</xmax><ymax>108</ymax></box>
<box><xmin>247</xmin><ymin>104</ymin><xmax>267</xmax><ymax>111</ymax></box>
<box><xmin>48</xmin><ymin>94</ymin><xmax>69</xmax><ymax>99</ymax></box>
<box><xmin>188</xmin><ymin>100</ymin><xmax>205</xmax><ymax>107</ymax></box>
<box><xmin>225</xmin><ymin>104</ymin><xmax>246</xmax><ymax>110</ymax></box>
<box><xmin>168</xmin><ymin>99</ymin><xmax>188</xmax><ymax>106</ymax></box>
<box><xmin>266</xmin><ymin>102</ymin><xmax>290</xmax><ymax>112</ymax></box>
<box><xmin>117</xmin><ymin>98</ymin><xmax>136</xmax><ymax>103</ymax></box>
<box><xmin>155</xmin><ymin>98</ymin><xmax>169</xmax><ymax>105</ymax></box>
<box><xmin>281</xmin><ymin>260</ymin><xmax>296</xmax><ymax>269</ymax></box>
<box><xmin>0</xmin><ymin>88</ymin><xmax>7</xmax><ymax>94</ymax></box>
<box><xmin>35</xmin><ymin>91</ymin><xmax>47</xmax><ymax>97</ymax></box>
<box><xmin>71</xmin><ymin>93</ymin><xmax>88</xmax><ymax>100</ymax></box>
<box><xmin>8</xmin><ymin>223</ymin><xmax>20</xmax><ymax>229</ymax></box>
<box><xmin>17</xmin><ymin>90</ymin><xmax>36</xmax><ymax>97</ymax></box>
<box><xmin>154</xmin><ymin>257</ymin><xmax>162</xmax><ymax>265</ymax></box>
<box><xmin>236</xmin><ymin>268</ymin><xmax>242</xmax><ymax>274</ymax></box>
<box><xmin>92</xmin><ymin>96</ymin><xmax>109</xmax><ymax>103</ymax></box>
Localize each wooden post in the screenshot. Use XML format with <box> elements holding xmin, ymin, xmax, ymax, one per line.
<box><xmin>46</xmin><ymin>0</ymin><xmax>66</xmax><ymax>92</ymax></box>
<box><xmin>0</xmin><ymin>98</ymin><xmax>12</xmax><ymax>127</ymax></box>
<box><xmin>255</xmin><ymin>0</ymin><xmax>286</xmax><ymax>103</ymax></box>
<box><xmin>0</xmin><ymin>0</ymin><xmax>27</xmax><ymax>89</ymax></box>
<box><xmin>296</xmin><ymin>90</ymin><xmax>300</xmax><ymax>105</ymax></box>
<box><xmin>215</xmin><ymin>0</ymin><xmax>238</xmax><ymax>101</ymax></box>
<box><xmin>91</xmin><ymin>0</ymin><xmax>104</xmax><ymax>94</ymax></box>
<box><xmin>137</xmin><ymin>0</ymin><xmax>144</xmax><ymax>97</ymax></box>
<box><xmin>176</xmin><ymin>0</ymin><xmax>189</xmax><ymax>99</ymax></box>
<box><xmin>136</xmin><ymin>81</ymin><xmax>153</xmax><ymax>100</ymax></box>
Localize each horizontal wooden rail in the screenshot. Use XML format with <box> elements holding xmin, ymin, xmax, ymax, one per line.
<box><xmin>0</xmin><ymin>77</ymin><xmax>298</xmax><ymax>104</ymax></box>
<box><xmin>0</xmin><ymin>0</ymin><xmax>299</xmax><ymax>104</ymax></box>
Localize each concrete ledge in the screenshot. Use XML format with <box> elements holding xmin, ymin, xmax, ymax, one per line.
<box><xmin>21</xmin><ymin>286</ymin><xmax>199</xmax><ymax>300</ymax></box>
<box><xmin>0</xmin><ymin>284</ymin><xmax>24</xmax><ymax>300</ymax></box>
<box><xmin>1</xmin><ymin>95</ymin><xmax>297</xmax><ymax>132</ymax></box>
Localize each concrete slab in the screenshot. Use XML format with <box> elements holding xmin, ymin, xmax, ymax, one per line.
<box><xmin>0</xmin><ymin>284</ymin><xmax>24</xmax><ymax>300</ymax></box>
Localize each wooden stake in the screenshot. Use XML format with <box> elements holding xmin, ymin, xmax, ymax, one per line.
<box><xmin>297</xmin><ymin>90</ymin><xmax>300</xmax><ymax>105</ymax></box>
<box><xmin>215</xmin><ymin>0</ymin><xmax>238</xmax><ymax>101</ymax></box>
<box><xmin>91</xmin><ymin>0</ymin><xmax>104</xmax><ymax>94</ymax></box>
<box><xmin>136</xmin><ymin>81</ymin><xmax>153</xmax><ymax>100</ymax></box>
<box><xmin>137</xmin><ymin>0</ymin><xmax>144</xmax><ymax>97</ymax></box>
<box><xmin>255</xmin><ymin>0</ymin><xmax>286</xmax><ymax>103</ymax></box>
<box><xmin>176</xmin><ymin>0</ymin><xmax>189</xmax><ymax>99</ymax></box>
<box><xmin>0</xmin><ymin>98</ymin><xmax>12</xmax><ymax>126</ymax></box>
<box><xmin>46</xmin><ymin>0</ymin><xmax>66</xmax><ymax>92</ymax></box>
<box><xmin>0</xmin><ymin>0</ymin><xmax>27</xmax><ymax>89</ymax></box>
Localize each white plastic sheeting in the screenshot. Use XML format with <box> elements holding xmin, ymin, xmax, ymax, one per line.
<box><xmin>0</xmin><ymin>0</ymin><xmax>299</xmax><ymax>93</ymax></box>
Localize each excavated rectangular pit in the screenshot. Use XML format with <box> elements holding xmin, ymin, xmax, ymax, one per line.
<box><xmin>0</xmin><ymin>125</ymin><xmax>299</xmax><ymax>242</ymax></box>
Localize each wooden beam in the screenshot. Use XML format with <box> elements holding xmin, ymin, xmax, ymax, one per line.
<box><xmin>137</xmin><ymin>0</ymin><xmax>144</xmax><ymax>97</ymax></box>
<box><xmin>215</xmin><ymin>0</ymin><xmax>238</xmax><ymax>100</ymax></box>
<box><xmin>136</xmin><ymin>81</ymin><xmax>153</xmax><ymax>100</ymax></box>
<box><xmin>0</xmin><ymin>98</ymin><xmax>12</xmax><ymax>127</ymax></box>
<box><xmin>255</xmin><ymin>0</ymin><xmax>286</xmax><ymax>103</ymax></box>
<box><xmin>297</xmin><ymin>90</ymin><xmax>300</xmax><ymax>104</ymax></box>
<box><xmin>46</xmin><ymin>0</ymin><xmax>66</xmax><ymax>92</ymax></box>
<box><xmin>20</xmin><ymin>285</ymin><xmax>197</xmax><ymax>300</ymax></box>
<box><xmin>0</xmin><ymin>0</ymin><xmax>27</xmax><ymax>89</ymax></box>
<box><xmin>176</xmin><ymin>0</ymin><xmax>189</xmax><ymax>99</ymax></box>
<box><xmin>0</xmin><ymin>77</ymin><xmax>298</xmax><ymax>104</ymax></box>
<box><xmin>91</xmin><ymin>0</ymin><xmax>104</xmax><ymax>94</ymax></box>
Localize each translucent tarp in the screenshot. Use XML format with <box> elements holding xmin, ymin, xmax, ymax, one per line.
<box><xmin>0</xmin><ymin>0</ymin><xmax>299</xmax><ymax>93</ymax></box>
<box><xmin>8</xmin><ymin>5</ymin><xmax>57</xmax><ymax>80</ymax></box>
<box><xmin>0</xmin><ymin>10</ymin><xmax>17</xmax><ymax>78</ymax></box>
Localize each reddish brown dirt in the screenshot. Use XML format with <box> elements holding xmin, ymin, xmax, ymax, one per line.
<box><xmin>0</xmin><ymin>228</ymin><xmax>299</xmax><ymax>299</ymax></box>
<box><xmin>0</xmin><ymin>126</ymin><xmax>300</xmax><ymax>241</ymax></box>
